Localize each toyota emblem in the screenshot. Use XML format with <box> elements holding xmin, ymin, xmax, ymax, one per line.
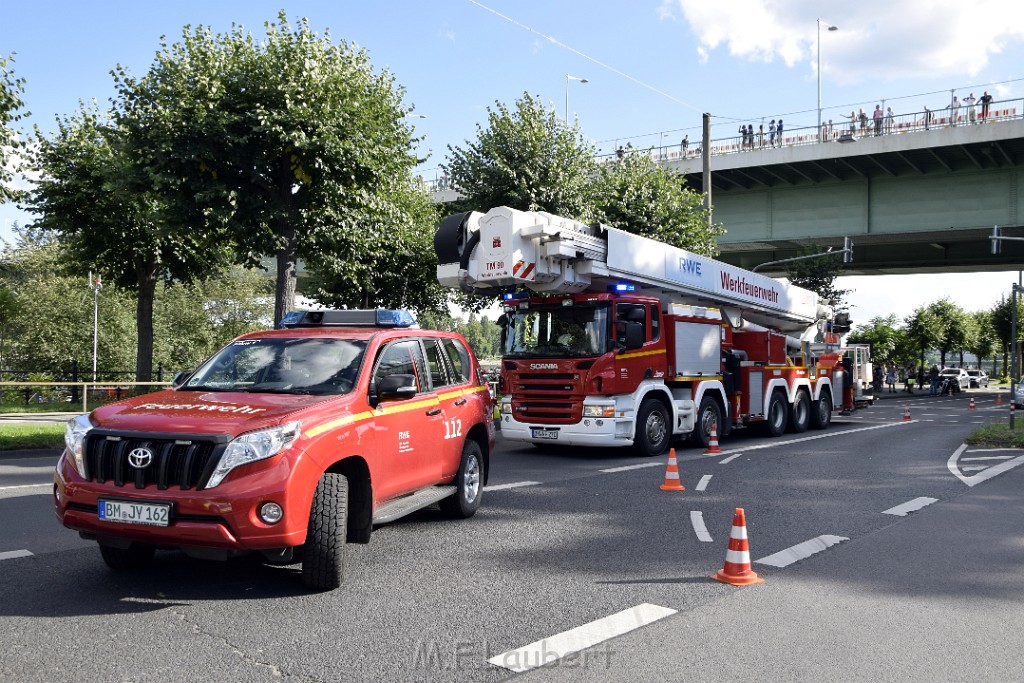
<box><xmin>128</xmin><ymin>447</ymin><xmax>154</xmax><ymax>469</ymax></box>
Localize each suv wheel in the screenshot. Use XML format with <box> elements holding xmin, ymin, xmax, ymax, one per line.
<box><xmin>439</xmin><ymin>440</ymin><xmax>483</xmax><ymax>518</ymax></box>
<box><xmin>301</xmin><ymin>472</ymin><xmax>349</xmax><ymax>591</ymax></box>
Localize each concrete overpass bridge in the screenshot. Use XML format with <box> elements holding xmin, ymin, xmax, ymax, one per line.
<box><xmin>660</xmin><ymin>105</ymin><xmax>1024</xmax><ymax>276</ymax></box>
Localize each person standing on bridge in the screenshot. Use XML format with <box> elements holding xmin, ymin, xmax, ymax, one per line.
<box><xmin>873</xmin><ymin>105</ymin><xmax>884</xmax><ymax>136</ymax></box>
<box><xmin>858</xmin><ymin>109</ymin><xmax>868</xmax><ymax>137</ymax></box>
<box><xmin>681</xmin><ymin>135</ymin><xmax>688</xmax><ymax>157</ymax></box>
<box><xmin>964</xmin><ymin>93</ymin><xmax>977</xmax><ymax>124</ymax></box>
<box><xmin>949</xmin><ymin>95</ymin><xmax>960</xmax><ymax>126</ymax></box>
<box><xmin>885</xmin><ymin>107</ymin><xmax>895</xmax><ymax>135</ymax></box>
<box><xmin>769</xmin><ymin>119</ymin><xmax>776</xmax><ymax>147</ymax></box>
<box><xmin>776</xmin><ymin>119</ymin><xmax>784</xmax><ymax>145</ymax></box>
<box><xmin>980</xmin><ymin>91</ymin><xmax>993</xmax><ymax>120</ymax></box>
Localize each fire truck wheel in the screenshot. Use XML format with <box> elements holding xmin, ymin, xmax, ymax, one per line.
<box><xmin>99</xmin><ymin>543</ymin><xmax>156</xmax><ymax>571</ymax></box>
<box><xmin>691</xmin><ymin>396</ymin><xmax>722</xmax><ymax>448</ymax></box>
<box><xmin>788</xmin><ymin>390</ymin><xmax>811</xmax><ymax>433</ymax></box>
<box><xmin>301</xmin><ymin>472</ymin><xmax>349</xmax><ymax>591</ymax></box>
<box><xmin>439</xmin><ymin>440</ymin><xmax>484</xmax><ymax>519</ymax></box>
<box><xmin>633</xmin><ymin>399</ymin><xmax>671</xmax><ymax>457</ymax></box>
<box><xmin>810</xmin><ymin>389</ymin><xmax>833</xmax><ymax>429</ymax></box>
<box><xmin>766</xmin><ymin>390</ymin><xmax>788</xmax><ymax>437</ymax></box>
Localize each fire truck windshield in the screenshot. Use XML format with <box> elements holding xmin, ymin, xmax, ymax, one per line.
<box><xmin>503</xmin><ymin>303</ymin><xmax>610</xmax><ymax>358</ymax></box>
<box><xmin>182</xmin><ymin>337</ymin><xmax>367</xmax><ymax>395</ymax></box>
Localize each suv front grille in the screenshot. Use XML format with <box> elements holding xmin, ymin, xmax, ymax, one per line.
<box><xmin>83</xmin><ymin>430</ymin><xmax>230</xmax><ymax>491</ymax></box>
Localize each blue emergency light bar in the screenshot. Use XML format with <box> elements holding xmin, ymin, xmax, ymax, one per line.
<box><xmin>279</xmin><ymin>309</ymin><xmax>417</xmax><ymax>328</ymax></box>
<box><xmin>613</xmin><ymin>283</ymin><xmax>636</xmax><ymax>292</ymax></box>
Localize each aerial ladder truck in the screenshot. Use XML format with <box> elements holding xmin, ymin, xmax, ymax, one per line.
<box><xmin>434</xmin><ymin>206</ymin><xmax>849</xmax><ymax>456</ymax></box>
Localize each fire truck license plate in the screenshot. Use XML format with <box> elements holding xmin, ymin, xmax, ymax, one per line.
<box><xmin>532</xmin><ymin>428</ymin><xmax>559</xmax><ymax>440</ymax></box>
<box><xmin>98</xmin><ymin>499</ymin><xmax>171</xmax><ymax>527</ymax></box>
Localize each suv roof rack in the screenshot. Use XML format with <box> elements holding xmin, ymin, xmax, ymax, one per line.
<box><xmin>279</xmin><ymin>309</ymin><xmax>417</xmax><ymax>329</ymax></box>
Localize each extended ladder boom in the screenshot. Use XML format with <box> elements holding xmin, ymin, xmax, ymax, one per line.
<box><xmin>436</xmin><ymin>206</ymin><xmax>831</xmax><ymax>332</ymax></box>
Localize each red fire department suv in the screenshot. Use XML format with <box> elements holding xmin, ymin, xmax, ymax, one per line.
<box><xmin>54</xmin><ymin>309</ymin><xmax>495</xmax><ymax>590</ymax></box>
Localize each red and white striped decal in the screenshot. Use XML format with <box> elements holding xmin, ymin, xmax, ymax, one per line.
<box><xmin>512</xmin><ymin>260</ymin><xmax>536</xmax><ymax>280</ymax></box>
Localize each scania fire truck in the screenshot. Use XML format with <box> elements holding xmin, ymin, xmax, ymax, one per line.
<box><xmin>435</xmin><ymin>206</ymin><xmax>850</xmax><ymax>456</ymax></box>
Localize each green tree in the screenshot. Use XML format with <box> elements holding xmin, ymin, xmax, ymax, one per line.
<box><xmin>1</xmin><ymin>53</ymin><xmax>28</xmax><ymax>202</ymax></box>
<box><xmin>928</xmin><ymin>298</ymin><xmax>966</xmax><ymax>367</ymax></box>
<box><xmin>968</xmin><ymin>309</ymin><xmax>996</xmax><ymax>374</ymax></box>
<box><xmin>444</xmin><ymin>92</ymin><xmax>597</xmax><ymax>218</ymax></box>
<box><xmin>904</xmin><ymin>304</ymin><xmax>943</xmax><ymax>369</ymax></box>
<box><xmin>590</xmin><ymin>150</ymin><xmax>721</xmax><ymax>254</ymax></box>
<box><xmin>26</xmin><ymin>104</ymin><xmax>226</xmax><ymax>381</ymax></box>
<box><xmin>114</xmin><ymin>12</ymin><xmax>428</xmax><ymax>325</ymax></box>
<box><xmin>990</xmin><ymin>294</ymin><xmax>1024</xmax><ymax>376</ymax></box>
<box><xmin>847</xmin><ymin>315</ymin><xmax>905</xmax><ymax>365</ymax></box>
<box><xmin>784</xmin><ymin>249</ymin><xmax>852</xmax><ymax>313</ymax></box>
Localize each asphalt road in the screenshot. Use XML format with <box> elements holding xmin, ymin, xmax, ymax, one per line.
<box><xmin>1</xmin><ymin>389</ymin><xmax>1022</xmax><ymax>682</ymax></box>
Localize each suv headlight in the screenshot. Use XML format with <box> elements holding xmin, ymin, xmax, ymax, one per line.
<box><xmin>64</xmin><ymin>414</ymin><xmax>93</xmax><ymax>478</ymax></box>
<box><xmin>205</xmin><ymin>421</ymin><xmax>301</xmax><ymax>489</ymax></box>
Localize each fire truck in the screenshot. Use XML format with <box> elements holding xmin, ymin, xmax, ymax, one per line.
<box><xmin>435</xmin><ymin>206</ymin><xmax>849</xmax><ymax>456</ymax></box>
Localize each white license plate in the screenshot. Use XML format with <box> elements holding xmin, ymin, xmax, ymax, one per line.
<box><xmin>532</xmin><ymin>428</ymin><xmax>559</xmax><ymax>440</ymax></box>
<box><xmin>97</xmin><ymin>499</ymin><xmax>171</xmax><ymax>527</ymax></box>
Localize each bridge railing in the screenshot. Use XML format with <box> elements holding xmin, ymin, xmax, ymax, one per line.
<box><xmin>418</xmin><ymin>98</ymin><xmax>1023</xmax><ymax>193</ymax></box>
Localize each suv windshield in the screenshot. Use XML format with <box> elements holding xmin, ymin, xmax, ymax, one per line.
<box><xmin>503</xmin><ymin>303</ymin><xmax>610</xmax><ymax>358</ymax></box>
<box><xmin>182</xmin><ymin>337</ymin><xmax>367</xmax><ymax>395</ymax></box>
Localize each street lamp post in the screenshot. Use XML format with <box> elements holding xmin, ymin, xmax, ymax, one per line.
<box><xmin>817</xmin><ymin>19</ymin><xmax>838</xmax><ymax>143</ymax></box>
<box><xmin>565</xmin><ymin>74</ymin><xmax>588</xmax><ymax>122</ymax></box>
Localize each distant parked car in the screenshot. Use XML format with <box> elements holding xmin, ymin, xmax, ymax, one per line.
<box><xmin>1015</xmin><ymin>379</ymin><xmax>1024</xmax><ymax>409</ymax></box>
<box><xmin>966</xmin><ymin>369</ymin><xmax>989</xmax><ymax>388</ymax></box>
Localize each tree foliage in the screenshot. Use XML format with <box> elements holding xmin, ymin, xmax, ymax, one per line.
<box><xmin>444</xmin><ymin>93</ymin><xmax>597</xmax><ymax>218</ymax></box>
<box><xmin>590</xmin><ymin>151</ymin><xmax>721</xmax><ymax>255</ymax></box>
<box><xmin>113</xmin><ymin>11</ymin><xmax>431</xmax><ymax>325</ymax></box>
<box><xmin>846</xmin><ymin>315</ymin><xmax>905</xmax><ymax>365</ymax></box>
<box><xmin>784</xmin><ymin>249</ymin><xmax>852</xmax><ymax>312</ymax></box>
<box><xmin>1</xmin><ymin>53</ymin><xmax>28</xmax><ymax>202</ymax></box>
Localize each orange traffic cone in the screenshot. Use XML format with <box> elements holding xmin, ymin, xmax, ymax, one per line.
<box><xmin>659</xmin><ymin>448</ymin><xmax>685</xmax><ymax>491</ymax></box>
<box><xmin>712</xmin><ymin>507</ymin><xmax>764</xmax><ymax>586</ymax></box>
<box><xmin>969</xmin><ymin>397</ymin><xmax>977</xmax><ymax>411</ymax></box>
<box><xmin>997</xmin><ymin>393</ymin><xmax>1004</xmax><ymax>406</ymax></box>
<box><xmin>902</xmin><ymin>402</ymin><xmax>912</xmax><ymax>421</ymax></box>
<box><xmin>704</xmin><ymin>421</ymin><xmax>722</xmax><ymax>455</ymax></box>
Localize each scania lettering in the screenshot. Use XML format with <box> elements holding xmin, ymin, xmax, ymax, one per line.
<box><xmin>54</xmin><ymin>309</ymin><xmax>495</xmax><ymax>590</ymax></box>
<box><xmin>435</xmin><ymin>207</ymin><xmax>854</xmax><ymax>456</ymax></box>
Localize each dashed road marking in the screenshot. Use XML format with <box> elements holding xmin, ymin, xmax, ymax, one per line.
<box><xmin>882</xmin><ymin>497</ymin><xmax>938</xmax><ymax>516</ymax></box>
<box><xmin>0</xmin><ymin>549</ymin><xmax>33</xmax><ymax>561</ymax></box>
<box><xmin>599</xmin><ymin>463</ymin><xmax>664</xmax><ymax>473</ymax></box>
<box><xmin>690</xmin><ymin>511</ymin><xmax>713</xmax><ymax>542</ymax></box>
<box><xmin>695</xmin><ymin>475</ymin><xmax>712</xmax><ymax>491</ymax></box>
<box><xmin>719</xmin><ymin>452</ymin><xmax>743</xmax><ymax>465</ymax></box>
<box><xmin>755</xmin><ymin>535</ymin><xmax>849</xmax><ymax>568</ymax></box>
<box><xmin>484</xmin><ymin>481</ymin><xmax>540</xmax><ymax>491</ymax></box>
<box><xmin>0</xmin><ymin>484</ymin><xmax>50</xmax><ymax>491</ymax></box>
<box><xmin>488</xmin><ymin>603</ymin><xmax>677</xmax><ymax>673</ymax></box>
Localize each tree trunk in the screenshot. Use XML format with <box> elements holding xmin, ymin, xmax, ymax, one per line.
<box><xmin>273</xmin><ymin>222</ymin><xmax>299</xmax><ymax>328</ymax></box>
<box><xmin>135</xmin><ymin>259</ymin><xmax>159</xmax><ymax>382</ymax></box>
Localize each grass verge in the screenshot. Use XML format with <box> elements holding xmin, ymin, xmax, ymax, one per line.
<box><xmin>965</xmin><ymin>423</ymin><xmax>1024</xmax><ymax>449</ymax></box>
<box><xmin>0</xmin><ymin>424</ymin><xmax>65</xmax><ymax>450</ymax></box>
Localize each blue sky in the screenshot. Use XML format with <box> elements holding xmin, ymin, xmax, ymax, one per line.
<box><xmin>3</xmin><ymin>0</ymin><xmax>1024</xmax><ymax>326</ymax></box>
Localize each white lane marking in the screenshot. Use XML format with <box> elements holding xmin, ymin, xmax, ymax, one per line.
<box><xmin>961</xmin><ymin>455</ymin><xmax>1016</xmax><ymax>460</ymax></box>
<box><xmin>599</xmin><ymin>463</ymin><xmax>664</xmax><ymax>473</ymax></box>
<box><xmin>961</xmin><ymin>465</ymin><xmax>989</xmax><ymax>472</ymax></box>
<box><xmin>718</xmin><ymin>452</ymin><xmax>743</xmax><ymax>465</ymax></box>
<box><xmin>695</xmin><ymin>475</ymin><xmax>712</xmax><ymax>491</ymax></box>
<box><xmin>488</xmin><ymin>603</ymin><xmax>677</xmax><ymax>673</ymax></box>
<box><xmin>709</xmin><ymin>421</ymin><xmax>913</xmax><ymax>459</ymax></box>
<box><xmin>882</xmin><ymin>497</ymin><xmax>939</xmax><ymax>516</ymax></box>
<box><xmin>690</xmin><ymin>511</ymin><xmax>713</xmax><ymax>542</ymax></box>
<box><xmin>0</xmin><ymin>483</ymin><xmax>50</xmax><ymax>491</ymax></box>
<box><xmin>0</xmin><ymin>550</ymin><xmax>33</xmax><ymax>561</ymax></box>
<box><xmin>965</xmin><ymin>448</ymin><xmax>1023</xmax><ymax>453</ymax></box>
<box><xmin>755</xmin><ymin>535</ymin><xmax>849</xmax><ymax>568</ymax></box>
<box><xmin>484</xmin><ymin>481</ymin><xmax>540</xmax><ymax>491</ymax></box>
<box><xmin>947</xmin><ymin>443</ymin><xmax>1024</xmax><ymax>487</ymax></box>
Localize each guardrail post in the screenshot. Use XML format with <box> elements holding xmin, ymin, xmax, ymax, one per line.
<box><xmin>70</xmin><ymin>360</ymin><xmax>80</xmax><ymax>404</ymax></box>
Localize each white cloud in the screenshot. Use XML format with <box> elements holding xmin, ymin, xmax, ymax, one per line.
<box><xmin>667</xmin><ymin>0</ymin><xmax>1024</xmax><ymax>82</ymax></box>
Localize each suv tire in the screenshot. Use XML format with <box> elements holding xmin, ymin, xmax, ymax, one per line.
<box><xmin>439</xmin><ymin>440</ymin><xmax>484</xmax><ymax>519</ymax></box>
<box><xmin>301</xmin><ymin>472</ymin><xmax>349</xmax><ymax>591</ymax></box>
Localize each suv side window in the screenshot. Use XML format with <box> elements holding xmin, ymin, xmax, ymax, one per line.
<box><xmin>440</xmin><ymin>338</ymin><xmax>471</xmax><ymax>384</ymax></box>
<box><xmin>424</xmin><ymin>339</ymin><xmax>453</xmax><ymax>389</ymax></box>
<box><xmin>373</xmin><ymin>339</ymin><xmax>428</xmax><ymax>393</ymax></box>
